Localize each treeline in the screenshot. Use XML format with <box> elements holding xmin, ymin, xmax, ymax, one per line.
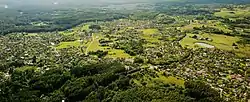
<box><xmin>0</xmin><ymin>61</ymin><xmax>127</xmax><ymax>101</ymax></box>
<box><xmin>0</xmin><ymin>60</ymin><xmax>225</xmax><ymax>102</ymax></box>
<box><xmin>154</xmin><ymin>3</ymin><xmax>214</xmax><ymax>16</ymax></box>
<box><xmin>0</xmin><ymin>9</ymin><xmax>127</xmax><ymax>35</ymax></box>
<box><xmin>222</xmin><ymin>17</ymin><xmax>250</xmax><ymax>44</ymax></box>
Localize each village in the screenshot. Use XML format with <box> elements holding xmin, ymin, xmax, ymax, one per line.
<box><xmin>0</xmin><ymin>2</ymin><xmax>250</xmax><ymax>102</ymax></box>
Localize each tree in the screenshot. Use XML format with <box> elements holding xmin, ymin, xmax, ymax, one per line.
<box><xmin>185</xmin><ymin>81</ymin><xmax>225</xmax><ymax>102</ymax></box>
<box><xmin>111</xmin><ymin>87</ymin><xmax>193</xmax><ymax>102</ymax></box>
<box><xmin>88</xmin><ymin>50</ymin><xmax>108</xmax><ymax>58</ymax></box>
<box><xmin>89</xmin><ymin>25</ymin><xmax>101</xmax><ymax>30</ymax></box>
<box><xmin>134</xmin><ymin>57</ymin><xmax>144</xmax><ymax>63</ymax></box>
<box><xmin>61</xmin><ymin>77</ymin><xmax>92</xmax><ymax>102</ymax></box>
<box><xmin>30</xmin><ymin>68</ymin><xmax>71</xmax><ymax>95</ymax></box>
<box><xmin>1</xmin><ymin>68</ymin><xmax>41</xmax><ymax>102</ymax></box>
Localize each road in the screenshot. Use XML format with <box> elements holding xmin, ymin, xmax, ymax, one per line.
<box><xmin>85</xmin><ymin>33</ymin><xmax>96</xmax><ymax>55</ymax></box>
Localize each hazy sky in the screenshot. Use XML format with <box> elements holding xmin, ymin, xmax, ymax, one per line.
<box><xmin>1</xmin><ymin>0</ymin><xmax>249</xmax><ymax>9</ymax></box>
<box><xmin>0</xmin><ymin>0</ymin><xmax>174</xmax><ymax>9</ymax></box>
<box><xmin>0</xmin><ymin>0</ymin><xmax>156</xmax><ymax>5</ymax></box>
<box><xmin>0</xmin><ymin>0</ymin><xmax>154</xmax><ymax>8</ymax></box>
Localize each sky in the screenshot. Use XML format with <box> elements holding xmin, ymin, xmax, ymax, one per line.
<box><xmin>0</xmin><ymin>0</ymin><xmax>171</xmax><ymax>9</ymax></box>
<box><xmin>1</xmin><ymin>0</ymin><xmax>249</xmax><ymax>9</ymax></box>
<box><xmin>0</xmin><ymin>0</ymin><xmax>155</xmax><ymax>5</ymax></box>
<box><xmin>0</xmin><ymin>0</ymin><xmax>149</xmax><ymax>8</ymax></box>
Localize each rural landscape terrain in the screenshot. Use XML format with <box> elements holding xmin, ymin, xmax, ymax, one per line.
<box><xmin>0</xmin><ymin>0</ymin><xmax>250</xmax><ymax>102</ymax></box>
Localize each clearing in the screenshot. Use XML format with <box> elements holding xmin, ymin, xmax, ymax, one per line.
<box><xmin>133</xmin><ymin>70</ymin><xmax>185</xmax><ymax>88</ymax></box>
<box><xmin>180</xmin><ymin>33</ymin><xmax>250</xmax><ymax>56</ymax></box>
<box><xmin>214</xmin><ymin>8</ymin><xmax>250</xmax><ymax>20</ymax></box>
<box><xmin>141</xmin><ymin>29</ymin><xmax>160</xmax><ymax>43</ymax></box>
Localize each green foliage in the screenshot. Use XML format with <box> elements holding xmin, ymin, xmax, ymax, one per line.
<box><xmin>0</xmin><ymin>2</ymin><xmax>249</xmax><ymax>102</ymax></box>
<box><xmin>89</xmin><ymin>25</ymin><xmax>101</xmax><ymax>30</ymax></box>
<box><xmin>237</xmin><ymin>38</ymin><xmax>250</xmax><ymax>45</ymax></box>
<box><xmin>71</xmin><ymin>62</ymin><xmax>125</xmax><ymax>77</ymax></box>
<box><xmin>61</xmin><ymin>77</ymin><xmax>92</xmax><ymax>101</ymax></box>
<box><xmin>31</xmin><ymin>68</ymin><xmax>71</xmax><ymax>95</ymax></box>
<box><xmin>111</xmin><ymin>87</ymin><xmax>193</xmax><ymax>102</ymax></box>
<box><xmin>118</xmin><ymin>39</ymin><xmax>144</xmax><ymax>56</ymax></box>
<box><xmin>134</xmin><ymin>56</ymin><xmax>144</xmax><ymax>63</ymax></box>
<box><xmin>185</xmin><ymin>81</ymin><xmax>225</xmax><ymax>102</ymax></box>
<box><xmin>155</xmin><ymin>14</ymin><xmax>176</xmax><ymax>24</ymax></box>
<box><xmin>130</xmin><ymin>11</ymin><xmax>158</xmax><ymax>20</ymax></box>
<box><xmin>0</xmin><ymin>68</ymin><xmax>41</xmax><ymax>102</ymax></box>
<box><xmin>0</xmin><ymin>9</ymin><xmax>126</xmax><ymax>35</ymax></box>
<box><xmin>89</xmin><ymin>50</ymin><xmax>108</xmax><ymax>58</ymax></box>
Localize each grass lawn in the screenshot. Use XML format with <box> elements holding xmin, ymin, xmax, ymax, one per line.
<box><xmin>106</xmin><ymin>49</ymin><xmax>131</xmax><ymax>58</ymax></box>
<box><xmin>85</xmin><ymin>33</ymin><xmax>131</xmax><ymax>58</ymax></box>
<box><xmin>141</xmin><ymin>29</ymin><xmax>160</xmax><ymax>43</ymax></box>
<box><xmin>86</xmin><ymin>38</ymin><xmax>102</xmax><ymax>52</ymax></box>
<box><xmin>156</xmin><ymin>72</ymin><xmax>185</xmax><ymax>88</ymax></box>
<box><xmin>180</xmin><ymin>33</ymin><xmax>198</xmax><ymax>48</ymax></box>
<box><xmin>180</xmin><ymin>33</ymin><xmax>239</xmax><ymax>49</ymax></box>
<box><xmin>26</xmin><ymin>33</ymin><xmax>38</xmax><ymax>36</ymax></box>
<box><xmin>16</xmin><ymin>66</ymin><xmax>38</xmax><ymax>72</ymax></box>
<box><xmin>158</xmin><ymin>76</ymin><xmax>185</xmax><ymax>87</ymax></box>
<box><xmin>202</xmin><ymin>34</ymin><xmax>239</xmax><ymax>50</ymax></box>
<box><xmin>133</xmin><ymin>70</ymin><xmax>185</xmax><ymax>88</ymax></box>
<box><xmin>142</xmin><ymin>29</ymin><xmax>159</xmax><ymax>35</ymax></box>
<box><xmin>180</xmin><ymin>33</ymin><xmax>250</xmax><ymax>57</ymax></box>
<box><xmin>85</xmin><ymin>33</ymin><xmax>104</xmax><ymax>53</ymax></box>
<box><xmin>214</xmin><ymin>9</ymin><xmax>250</xmax><ymax>20</ymax></box>
<box><xmin>56</xmin><ymin>40</ymin><xmax>82</xmax><ymax>49</ymax></box>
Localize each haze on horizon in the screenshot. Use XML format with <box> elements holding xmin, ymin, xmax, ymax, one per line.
<box><xmin>0</xmin><ymin>0</ymin><xmax>166</xmax><ymax>7</ymax></box>
<box><xmin>0</xmin><ymin>0</ymin><xmax>165</xmax><ymax>9</ymax></box>
<box><xmin>0</xmin><ymin>0</ymin><xmax>249</xmax><ymax>9</ymax></box>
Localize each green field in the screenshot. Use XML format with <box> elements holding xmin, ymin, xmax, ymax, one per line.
<box><xmin>56</xmin><ymin>40</ymin><xmax>82</xmax><ymax>49</ymax></box>
<box><xmin>180</xmin><ymin>33</ymin><xmax>239</xmax><ymax>50</ymax></box>
<box><xmin>56</xmin><ymin>28</ymin><xmax>131</xmax><ymax>58</ymax></box>
<box><xmin>57</xmin><ymin>24</ymin><xmax>91</xmax><ymax>49</ymax></box>
<box><xmin>181</xmin><ymin>20</ymin><xmax>232</xmax><ymax>33</ymax></box>
<box><xmin>59</xmin><ymin>24</ymin><xmax>90</xmax><ymax>36</ymax></box>
<box><xmin>141</xmin><ymin>29</ymin><xmax>160</xmax><ymax>43</ymax></box>
<box><xmin>214</xmin><ymin>8</ymin><xmax>250</xmax><ymax>20</ymax></box>
<box><xmin>85</xmin><ymin>33</ymin><xmax>131</xmax><ymax>58</ymax></box>
<box><xmin>156</xmin><ymin>75</ymin><xmax>185</xmax><ymax>87</ymax></box>
<box><xmin>180</xmin><ymin>33</ymin><xmax>250</xmax><ymax>56</ymax></box>
<box><xmin>106</xmin><ymin>49</ymin><xmax>131</xmax><ymax>58</ymax></box>
<box><xmin>180</xmin><ymin>34</ymin><xmax>199</xmax><ymax>48</ymax></box>
<box><xmin>133</xmin><ymin>70</ymin><xmax>185</xmax><ymax>88</ymax></box>
<box><xmin>85</xmin><ymin>33</ymin><xmax>103</xmax><ymax>52</ymax></box>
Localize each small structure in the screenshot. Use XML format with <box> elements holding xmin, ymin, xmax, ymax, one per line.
<box><xmin>195</xmin><ymin>42</ymin><xmax>215</xmax><ymax>48</ymax></box>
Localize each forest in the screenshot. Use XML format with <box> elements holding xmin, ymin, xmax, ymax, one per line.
<box><xmin>0</xmin><ymin>0</ymin><xmax>250</xmax><ymax>102</ymax></box>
